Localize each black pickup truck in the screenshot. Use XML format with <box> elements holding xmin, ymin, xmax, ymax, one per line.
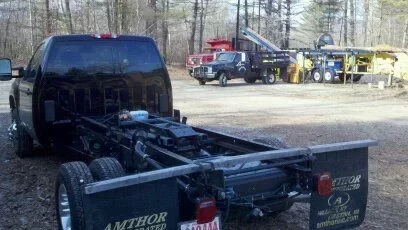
<box><xmin>0</xmin><ymin>34</ymin><xmax>376</xmax><ymax>230</ymax></box>
<box><xmin>193</xmin><ymin>51</ymin><xmax>290</xmax><ymax>87</ymax></box>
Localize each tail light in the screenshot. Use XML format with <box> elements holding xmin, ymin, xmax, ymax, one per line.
<box><xmin>317</xmin><ymin>172</ymin><xmax>333</xmax><ymax>196</ymax></box>
<box><xmin>196</xmin><ymin>197</ymin><xmax>216</xmax><ymax>224</ymax></box>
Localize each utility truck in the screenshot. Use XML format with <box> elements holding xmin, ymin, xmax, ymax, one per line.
<box><xmin>1</xmin><ymin>34</ymin><xmax>376</xmax><ymax>230</ymax></box>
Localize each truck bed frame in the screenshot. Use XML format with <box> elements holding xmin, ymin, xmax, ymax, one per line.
<box><xmin>52</xmin><ymin>108</ymin><xmax>376</xmax><ymax>230</ymax></box>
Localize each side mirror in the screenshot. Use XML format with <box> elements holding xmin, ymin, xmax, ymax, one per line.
<box><xmin>0</xmin><ymin>58</ymin><xmax>12</xmax><ymax>81</ymax></box>
<box><xmin>12</xmin><ymin>67</ymin><xmax>24</xmax><ymax>78</ymax></box>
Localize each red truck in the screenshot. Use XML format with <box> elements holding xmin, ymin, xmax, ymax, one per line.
<box><xmin>186</xmin><ymin>39</ymin><xmax>233</xmax><ymax>76</ymax></box>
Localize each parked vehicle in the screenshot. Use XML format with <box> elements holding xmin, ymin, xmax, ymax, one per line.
<box><xmin>186</xmin><ymin>39</ymin><xmax>233</xmax><ymax>77</ymax></box>
<box><xmin>1</xmin><ymin>33</ymin><xmax>376</xmax><ymax>230</ymax></box>
<box><xmin>193</xmin><ymin>51</ymin><xmax>290</xmax><ymax>86</ymax></box>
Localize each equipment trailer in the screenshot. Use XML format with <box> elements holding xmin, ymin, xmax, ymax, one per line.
<box><xmin>1</xmin><ymin>34</ymin><xmax>376</xmax><ymax>230</ymax></box>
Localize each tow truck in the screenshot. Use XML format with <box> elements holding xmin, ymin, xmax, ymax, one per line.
<box><xmin>1</xmin><ymin>34</ymin><xmax>376</xmax><ymax>230</ymax></box>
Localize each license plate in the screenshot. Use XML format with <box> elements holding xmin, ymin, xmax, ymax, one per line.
<box><xmin>179</xmin><ymin>216</ymin><xmax>221</xmax><ymax>230</ymax></box>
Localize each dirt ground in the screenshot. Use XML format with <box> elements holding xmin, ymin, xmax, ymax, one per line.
<box><xmin>0</xmin><ymin>70</ymin><xmax>407</xmax><ymax>229</ymax></box>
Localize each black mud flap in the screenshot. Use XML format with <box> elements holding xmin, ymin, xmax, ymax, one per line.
<box><xmin>83</xmin><ymin>177</ymin><xmax>179</xmax><ymax>230</ymax></box>
<box><xmin>310</xmin><ymin>147</ymin><xmax>368</xmax><ymax>230</ymax></box>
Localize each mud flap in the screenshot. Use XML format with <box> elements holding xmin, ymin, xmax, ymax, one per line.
<box><xmin>309</xmin><ymin>147</ymin><xmax>368</xmax><ymax>229</ymax></box>
<box><xmin>83</xmin><ymin>177</ymin><xmax>179</xmax><ymax>230</ymax></box>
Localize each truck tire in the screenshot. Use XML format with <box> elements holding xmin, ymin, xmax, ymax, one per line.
<box><xmin>352</xmin><ymin>74</ymin><xmax>362</xmax><ymax>82</ymax></box>
<box><xmin>339</xmin><ymin>74</ymin><xmax>348</xmax><ymax>83</ymax></box>
<box><xmin>198</xmin><ymin>79</ymin><xmax>206</xmax><ymax>85</ymax></box>
<box><xmin>188</xmin><ymin>70</ymin><xmax>193</xmax><ymax>77</ymax></box>
<box><xmin>312</xmin><ymin>70</ymin><xmax>323</xmax><ymax>83</ymax></box>
<box><xmin>244</xmin><ymin>77</ymin><xmax>257</xmax><ymax>84</ymax></box>
<box><xmin>14</xmin><ymin>116</ymin><xmax>33</xmax><ymax>158</ymax></box>
<box><xmin>219</xmin><ymin>73</ymin><xmax>228</xmax><ymax>87</ymax></box>
<box><xmin>56</xmin><ymin>161</ymin><xmax>94</xmax><ymax>230</ymax></box>
<box><xmin>262</xmin><ymin>73</ymin><xmax>276</xmax><ymax>85</ymax></box>
<box><xmin>324</xmin><ymin>70</ymin><xmax>334</xmax><ymax>83</ymax></box>
<box><xmin>89</xmin><ymin>157</ymin><xmax>125</xmax><ymax>181</ymax></box>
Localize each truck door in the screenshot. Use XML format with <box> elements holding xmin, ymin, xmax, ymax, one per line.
<box><xmin>233</xmin><ymin>52</ymin><xmax>250</xmax><ymax>78</ymax></box>
<box><xmin>19</xmin><ymin>43</ymin><xmax>44</xmax><ymax>136</ymax></box>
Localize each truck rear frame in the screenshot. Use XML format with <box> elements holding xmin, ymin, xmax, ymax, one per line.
<box><xmin>52</xmin><ymin>108</ymin><xmax>376</xmax><ymax>230</ymax></box>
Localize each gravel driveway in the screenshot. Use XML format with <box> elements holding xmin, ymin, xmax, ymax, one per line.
<box><xmin>0</xmin><ymin>75</ymin><xmax>407</xmax><ymax>229</ymax></box>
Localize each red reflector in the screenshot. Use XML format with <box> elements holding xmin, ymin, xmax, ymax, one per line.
<box><xmin>196</xmin><ymin>197</ymin><xmax>217</xmax><ymax>224</ymax></box>
<box><xmin>317</xmin><ymin>172</ymin><xmax>333</xmax><ymax>196</ymax></box>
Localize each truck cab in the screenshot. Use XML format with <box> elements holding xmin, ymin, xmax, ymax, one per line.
<box><xmin>3</xmin><ymin>34</ymin><xmax>172</xmax><ymax>157</ymax></box>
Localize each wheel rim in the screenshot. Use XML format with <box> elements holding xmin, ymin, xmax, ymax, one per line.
<box><xmin>8</xmin><ymin>120</ymin><xmax>17</xmax><ymax>141</ymax></box>
<box><xmin>222</xmin><ymin>76</ymin><xmax>227</xmax><ymax>84</ymax></box>
<box><xmin>324</xmin><ymin>72</ymin><xmax>332</xmax><ymax>81</ymax></box>
<box><xmin>313</xmin><ymin>72</ymin><xmax>321</xmax><ymax>81</ymax></box>
<box><xmin>58</xmin><ymin>184</ymin><xmax>72</xmax><ymax>230</ymax></box>
<box><xmin>269</xmin><ymin>74</ymin><xmax>275</xmax><ymax>83</ymax></box>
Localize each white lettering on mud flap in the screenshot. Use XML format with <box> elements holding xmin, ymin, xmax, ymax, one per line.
<box><xmin>315</xmin><ymin>174</ymin><xmax>363</xmax><ymax>229</ymax></box>
<box><xmin>104</xmin><ymin>212</ymin><xmax>168</xmax><ymax>230</ymax></box>
<box><xmin>332</xmin><ymin>175</ymin><xmax>361</xmax><ymax>192</ymax></box>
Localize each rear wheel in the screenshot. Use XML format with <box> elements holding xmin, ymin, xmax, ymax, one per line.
<box><xmin>312</xmin><ymin>70</ymin><xmax>323</xmax><ymax>83</ymax></box>
<box><xmin>219</xmin><ymin>73</ymin><xmax>228</xmax><ymax>87</ymax></box>
<box><xmin>262</xmin><ymin>73</ymin><xmax>276</xmax><ymax>85</ymax></box>
<box><xmin>89</xmin><ymin>157</ymin><xmax>125</xmax><ymax>181</ymax></box>
<box><xmin>56</xmin><ymin>161</ymin><xmax>94</xmax><ymax>230</ymax></box>
<box><xmin>324</xmin><ymin>70</ymin><xmax>334</xmax><ymax>83</ymax></box>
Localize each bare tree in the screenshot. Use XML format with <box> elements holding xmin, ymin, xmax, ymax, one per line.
<box><xmin>198</xmin><ymin>0</ymin><xmax>209</xmax><ymax>52</ymax></box>
<box><xmin>146</xmin><ymin>0</ymin><xmax>157</xmax><ymax>38</ymax></box>
<box><xmin>363</xmin><ymin>0</ymin><xmax>369</xmax><ymax>46</ymax></box>
<box><xmin>161</xmin><ymin>0</ymin><xmax>169</xmax><ymax>59</ymax></box>
<box><xmin>343</xmin><ymin>0</ymin><xmax>348</xmax><ymax>46</ymax></box>
<box><xmin>349</xmin><ymin>0</ymin><xmax>355</xmax><ymax>46</ymax></box>
<box><xmin>284</xmin><ymin>0</ymin><xmax>291</xmax><ymax>49</ymax></box>
<box><xmin>65</xmin><ymin>0</ymin><xmax>74</xmax><ymax>33</ymax></box>
<box><xmin>45</xmin><ymin>0</ymin><xmax>51</xmax><ymax>35</ymax></box>
<box><xmin>189</xmin><ymin>0</ymin><xmax>199</xmax><ymax>54</ymax></box>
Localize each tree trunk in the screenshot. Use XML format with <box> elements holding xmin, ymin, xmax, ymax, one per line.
<box><xmin>113</xmin><ymin>0</ymin><xmax>119</xmax><ymax>34</ymax></box>
<box><xmin>121</xmin><ymin>0</ymin><xmax>129</xmax><ymax>33</ymax></box>
<box><xmin>369</xmin><ymin>0</ymin><xmax>374</xmax><ymax>46</ymax></box>
<box><xmin>3</xmin><ymin>1</ymin><xmax>12</xmax><ymax>53</ymax></box>
<box><xmin>278</xmin><ymin>0</ymin><xmax>284</xmax><ymax>48</ymax></box>
<box><xmin>284</xmin><ymin>0</ymin><xmax>291</xmax><ymax>49</ymax></box>
<box><xmin>65</xmin><ymin>0</ymin><xmax>74</xmax><ymax>34</ymax></box>
<box><xmin>343</xmin><ymin>0</ymin><xmax>348</xmax><ymax>46</ymax></box>
<box><xmin>377</xmin><ymin>2</ymin><xmax>383</xmax><ymax>44</ymax></box>
<box><xmin>189</xmin><ymin>0</ymin><xmax>199</xmax><ymax>54</ymax></box>
<box><xmin>146</xmin><ymin>0</ymin><xmax>157</xmax><ymax>38</ymax></box>
<box><xmin>161</xmin><ymin>0</ymin><xmax>169</xmax><ymax>60</ymax></box>
<box><xmin>198</xmin><ymin>0</ymin><xmax>204</xmax><ymax>52</ymax></box>
<box><xmin>244</xmin><ymin>0</ymin><xmax>248</xmax><ymax>27</ymax></box>
<box><xmin>86</xmin><ymin>0</ymin><xmax>90</xmax><ymax>32</ymax></box>
<box><xmin>349</xmin><ymin>0</ymin><xmax>355</xmax><ymax>46</ymax></box>
<box><xmin>45</xmin><ymin>0</ymin><xmax>51</xmax><ymax>35</ymax></box>
<box><xmin>106</xmin><ymin>0</ymin><xmax>112</xmax><ymax>33</ymax></box>
<box><xmin>403</xmin><ymin>20</ymin><xmax>408</xmax><ymax>48</ymax></box>
<box><xmin>363</xmin><ymin>0</ymin><xmax>369</xmax><ymax>46</ymax></box>
<box><xmin>265</xmin><ymin>0</ymin><xmax>272</xmax><ymax>40</ymax></box>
